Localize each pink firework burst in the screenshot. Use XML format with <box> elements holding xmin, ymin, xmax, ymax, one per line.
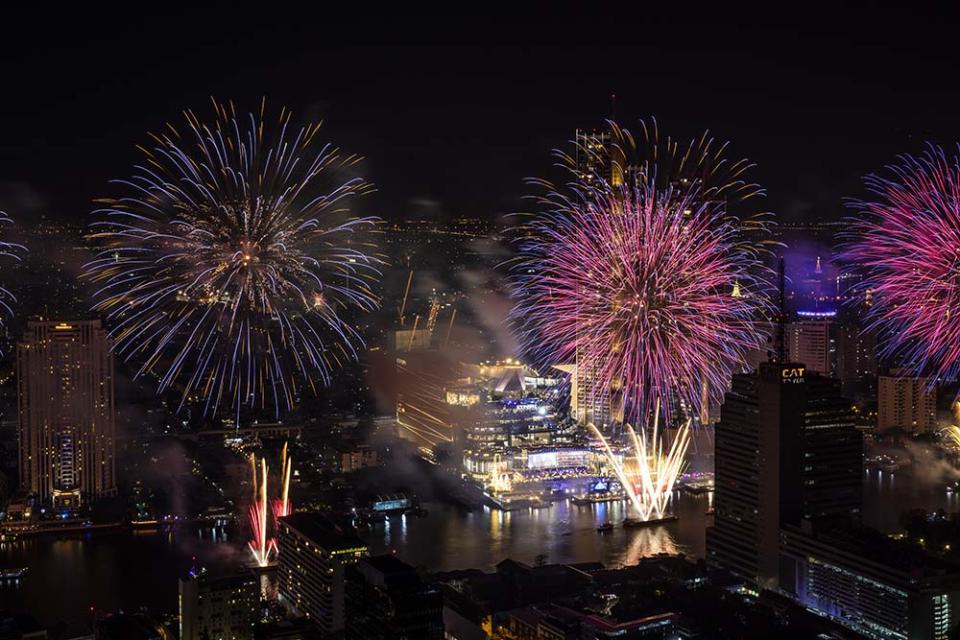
<box><xmin>509</xmin><ymin>122</ymin><xmax>773</xmax><ymax>423</ymax></box>
<box><xmin>844</xmin><ymin>145</ymin><xmax>960</xmax><ymax>381</ymax></box>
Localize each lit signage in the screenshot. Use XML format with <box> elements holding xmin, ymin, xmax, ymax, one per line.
<box><xmin>781</xmin><ymin>367</ymin><xmax>805</xmax><ymax>383</ymax></box>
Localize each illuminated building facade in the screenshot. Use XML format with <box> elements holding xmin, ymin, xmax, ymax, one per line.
<box><xmin>179</xmin><ymin>571</ymin><xmax>259</xmax><ymax>640</ymax></box>
<box><xmin>877</xmin><ymin>372</ymin><xmax>936</xmax><ymax>433</ymax></box>
<box><xmin>465</xmin><ymin>398</ymin><xmax>559</xmax><ymax>447</ymax></box>
<box><xmin>277</xmin><ymin>512</ymin><xmax>369</xmax><ymax>636</ymax></box>
<box><xmin>17</xmin><ymin>319</ymin><xmax>116</xmax><ymax>508</ymax></box>
<box><xmin>707</xmin><ymin>363</ymin><xmax>861</xmax><ymax>588</ymax></box>
<box><xmin>575</xmin><ymin>127</ymin><xmax>623</xmax><ymax>187</ymax></box>
<box><xmin>781</xmin><ymin>525</ymin><xmax>960</xmax><ymax>640</ymax></box>
<box><xmin>787</xmin><ymin>311</ymin><xmax>835</xmax><ymax>376</ymax></box>
<box><xmin>573</xmin><ymin>349</ymin><xmax>614</xmax><ymax>430</ymax></box>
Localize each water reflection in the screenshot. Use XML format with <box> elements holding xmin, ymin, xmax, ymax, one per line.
<box><xmin>3</xmin><ymin>471</ymin><xmax>957</xmax><ymax>635</ymax></box>
<box><xmin>362</xmin><ymin>491</ymin><xmax>708</xmax><ymax>571</ymax></box>
<box><xmin>0</xmin><ymin>525</ymin><xmax>235</xmax><ymax>634</ymax></box>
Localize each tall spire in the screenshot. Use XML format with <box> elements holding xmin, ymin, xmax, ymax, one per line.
<box><xmin>772</xmin><ymin>258</ymin><xmax>787</xmax><ymax>363</ymax></box>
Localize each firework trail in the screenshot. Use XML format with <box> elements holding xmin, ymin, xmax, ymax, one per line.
<box><xmin>85</xmin><ymin>99</ymin><xmax>381</xmax><ymax>418</ymax></box>
<box><xmin>0</xmin><ymin>212</ymin><xmax>24</xmax><ymax>336</ymax></box>
<box><xmin>248</xmin><ymin>454</ymin><xmax>275</xmax><ymax>567</ymax></box>
<box><xmin>271</xmin><ymin>442</ymin><xmax>293</xmax><ymax>521</ymax></box>
<box><xmin>509</xmin><ymin>120</ymin><xmax>773</xmax><ymax>424</ymax></box>
<box><xmin>248</xmin><ymin>444</ymin><xmax>296</xmax><ymax>567</ymax></box>
<box><xmin>844</xmin><ymin>145</ymin><xmax>960</xmax><ymax>383</ymax></box>
<box><xmin>590</xmin><ymin>401</ymin><xmax>690</xmax><ymax>520</ymax></box>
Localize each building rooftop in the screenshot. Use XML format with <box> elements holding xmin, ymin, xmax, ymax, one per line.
<box><xmin>279</xmin><ymin>512</ymin><xmax>367</xmax><ymax>552</ymax></box>
<box><xmin>362</xmin><ymin>553</ymin><xmax>416</xmax><ymax>577</ymax></box>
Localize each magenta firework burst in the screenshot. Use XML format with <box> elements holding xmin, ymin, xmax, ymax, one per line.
<box><xmin>85</xmin><ymin>100</ymin><xmax>381</xmax><ymax>417</ymax></box>
<box><xmin>844</xmin><ymin>145</ymin><xmax>960</xmax><ymax>381</ymax></box>
<box><xmin>509</xmin><ymin>122</ymin><xmax>773</xmax><ymax>423</ymax></box>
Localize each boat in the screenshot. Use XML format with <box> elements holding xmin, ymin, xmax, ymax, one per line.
<box><xmin>681</xmin><ymin>483</ymin><xmax>714</xmax><ymax>495</ymax></box>
<box><xmin>0</xmin><ymin>567</ymin><xmax>27</xmax><ymax>580</ymax></box>
<box><xmin>596</xmin><ymin>522</ymin><xmax>614</xmax><ymax>533</ymax></box>
<box><xmin>572</xmin><ymin>492</ymin><xmax>626</xmax><ymax>505</ymax></box>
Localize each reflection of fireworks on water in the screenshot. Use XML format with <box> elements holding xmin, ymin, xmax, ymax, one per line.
<box><xmin>590</xmin><ymin>402</ymin><xmax>690</xmax><ymax>521</ymax></box>
<box><xmin>247</xmin><ymin>444</ymin><xmax>294</xmax><ymax>567</ymax></box>
<box><xmin>623</xmin><ymin>526</ymin><xmax>681</xmax><ymax>561</ymax></box>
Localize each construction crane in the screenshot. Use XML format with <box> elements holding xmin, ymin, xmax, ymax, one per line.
<box><xmin>425</xmin><ymin>298</ymin><xmax>441</xmax><ymax>335</ymax></box>
<box><xmin>398</xmin><ymin>270</ymin><xmax>414</xmax><ymax>328</ymax></box>
<box><xmin>443</xmin><ymin>308</ymin><xmax>457</xmax><ymax>349</ymax></box>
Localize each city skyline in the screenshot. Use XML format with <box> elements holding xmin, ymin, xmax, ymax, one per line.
<box><xmin>6</xmin><ymin>10</ymin><xmax>960</xmax><ymax>640</ymax></box>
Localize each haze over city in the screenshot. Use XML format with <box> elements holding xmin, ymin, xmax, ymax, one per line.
<box><xmin>3</xmin><ymin>7</ymin><xmax>960</xmax><ymax>640</ymax></box>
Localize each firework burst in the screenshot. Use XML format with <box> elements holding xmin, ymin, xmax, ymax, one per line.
<box><xmin>85</xmin><ymin>100</ymin><xmax>381</xmax><ymax>417</ymax></box>
<box><xmin>590</xmin><ymin>401</ymin><xmax>690</xmax><ymax>520</ymax></box>
<box><xmin>509</xmin><ymin>121</ymin><xmax>773</xmax><ymax>423</ymax></box>
<box><xmin>0</xmin><ymin>212</ymin><xmax>24</xmax><ymax>332</ymax></box>
<box><xmin>844</xmin><ymin>145</ymin><xmax>960</xmax><ymax>382</ymax></box>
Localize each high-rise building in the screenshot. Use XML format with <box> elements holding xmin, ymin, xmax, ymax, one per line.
<box><xmin>878</xmin><ymin>372</ymin><xmax>937</xmax><ymax>433</ymax></box>
<box><xmin>836</xmin><ymin>319</ymin><xmax>877</xmax><ymax>400</ymax></box>
<box><xmin>780</xmin><ymin>523</ymin><xmax>960</xmax><ymax>640</ymax></box>
<box><xmin>786</xmin><ymin>311</ymin><xmax>835</xmax><ymax>376</ymax></box>
<box><xmin>277</xmin><ymin>512</ymin><xmax>368</xmax><ymax>636</ymax></box>
<box><xmin>17</xmin><ymin>320</ymin><xmax>116</xmax><ymax>508</ymax></box>
<box><xmin>574</xmin><ymin>127</ymin><xmax>624</xmax><ymax>187</ymax></box>
<box><xmin>706</xmin><ymin>362</ymin><xmax>861</xmax><ymax>589</ymax></box>
<box><xmin>179</xmin><ymin>570</ymin><xmax>260</xmax><ymax>640</ymax></box>
<box><xmin>708</xmin><ymin>362</ymin><xmax>960</xmax><ymax>638</ymax></box>
<box><xmin>573</xmin><ymin>350</ymin><xmax>614</xmax><ymax>429</ymax></box>
<box><xmin>347</xmin><ymin>555</ymin><xmax>445</xmax><ymax>639</ymax></box>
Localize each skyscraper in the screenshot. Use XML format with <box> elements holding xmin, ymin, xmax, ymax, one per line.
<box><xmin>573</xmin><ymin>348</ymin><xmax>614</xmax><ymax>429</ymax></box>
<box><xmin>786</xmin><ymin>311</ymin><xmax>835</xmax><ymax>376</ymax></box>
<box><xmin>277</xmin><ymin>512</ymin><xmax>368</xmax><ymax>635</ymax></box>
<box><xmin>836</xmin><ymin>318</ymin><xmax>877</xmax><ymax>400</ymax></box>
<box><xmin>706</xmin><ymin>362</ymin><xmax>861</xmax><ymax>589</ymax></box>
<box><xmin>179</xmin><ymin>570</ymin><xmax>260</xmax><ymax>640</ymax></box>
<box><xmin>877</xmin><ymin>371</ymin><xmax>937</xmax><ymax>433</ymax></box>
<box><xmin>572</xmin><ymin>124</ymin><xmax>621</xmax><ymax>431</ymax></box>
<box><xmin>17</xmin><ymin>320</ymin><xmax>116</xmax><ymax>508</ymax></box>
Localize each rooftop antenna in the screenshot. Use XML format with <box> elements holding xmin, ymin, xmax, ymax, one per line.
<box><xmin>610</xmin><ymin>93</ymin><xmax>617</xmax><ymax>122</ymax></box>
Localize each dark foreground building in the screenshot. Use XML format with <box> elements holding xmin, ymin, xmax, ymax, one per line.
<box><xmin>179</xmin><ymin>570</ymin><xmax>260</xmax><ymax>640</ymax></box>
<box><xmin>347</xmin><ymin>554</ymin><xmax>444</xmax><ymax>639</ymax></box>
<box><xmin>781</xmin><ymin>523</ymin><xmax>960</xmax><ymax>640</ymax></box>
<box><xmin>707</xmin><ymin>362</ymin><xmax>862</xmax><ymax>588</ymax></box>
<box><xmin>277</xmin><ymin>513</ymin><xmax>368</xmax><ymax>636</ymax></box>
<box><xmin>707</xmin><ymin>361</ymin><xmax>960</xmax><ymax>639</ymax></box>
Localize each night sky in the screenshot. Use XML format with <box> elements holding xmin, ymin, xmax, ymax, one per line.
<box><xmin>3</xmin><ymin>7</ymin><xmax>960</xmax><ymax>225</ymax></box>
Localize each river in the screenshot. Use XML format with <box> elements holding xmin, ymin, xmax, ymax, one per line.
<box><xmin>1</xmin><ymin>468</ymin><xmax>953</xmax><ymax>635</ymax></box>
